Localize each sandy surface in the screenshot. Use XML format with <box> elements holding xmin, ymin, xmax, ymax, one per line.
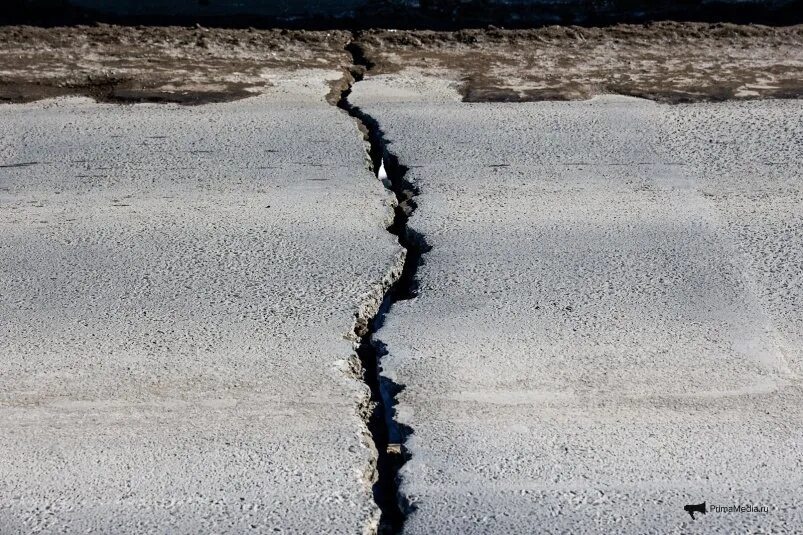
<box><xmin>0</xmin><ymin>72</ymin><xmax>402</xmax><ymax>533</ymax></box>
<box><xmin>352</xmin><ymin>77</ymin><xmax>803</xmax><ymax>532</ymax></box>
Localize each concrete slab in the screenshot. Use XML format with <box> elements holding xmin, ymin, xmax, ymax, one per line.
<box><xmin>352</xmin><ymin>78</ymin><xmax>803</xmax><ymax>533</ymax></box>
<box><xmin>0</xmin><ymin>72</ymin><xmax>401</xmax><ymax>533</ymax></box>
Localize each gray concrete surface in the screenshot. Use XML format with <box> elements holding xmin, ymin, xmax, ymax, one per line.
<box><xmin>0</xmin><ymin>72</ymin><xmax>402</xmax><ymax>533</ymax></box>
<box><xmin>2</xmin><ymin>56</ymin><xmax>802</xmax><ymax>534</ymax></box>
<box><xmin>352</xmin><ymin>78</ymin><xmax>803</xmax><ymax>532</ymax></box>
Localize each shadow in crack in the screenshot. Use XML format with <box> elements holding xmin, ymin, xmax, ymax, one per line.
<box><xmin>337</xmin><ymin>33</ymin><xmax>429</xmax><ymax>534</ymax></box>
<box><xmin>356</xmin><ymin>336</ymin><xmax>416</xmax><ymax>533</ymax></box>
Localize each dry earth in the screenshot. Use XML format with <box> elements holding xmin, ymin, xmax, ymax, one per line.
<box><xmin>0</xmin><ymin>23</ymin><xmax>802</xmax><ymax>103</ymax></box>
<box><xmin>356</xmin><ymin>23</ymin><xmax>803</xmax><ymax>102</ymax></box>
<box><xmin>0</xmin><ymin>25</ymin><xmax>351</xmax><ymax>104</ymax></box>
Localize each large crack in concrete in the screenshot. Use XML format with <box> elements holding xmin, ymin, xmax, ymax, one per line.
<box><xmin>335</xmin><ymin>33</ymin><xmax>429</xmax><ymax>535</ymax></box>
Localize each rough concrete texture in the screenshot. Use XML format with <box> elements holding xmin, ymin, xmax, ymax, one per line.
<box><xmin>0</xmin><ymin>71</ymin><xmax>402</xmax><ymax>533</ymax></box>
<box><xmin>352</xmin><ymin>76</ymin><xmax>803</xmax><ymax>532</ymax></box>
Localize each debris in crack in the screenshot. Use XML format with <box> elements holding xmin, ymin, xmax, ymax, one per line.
<box><xmin>335</xmin><ymin>31</ymin><xmax>429</xmax><ymax>535</ymax></box>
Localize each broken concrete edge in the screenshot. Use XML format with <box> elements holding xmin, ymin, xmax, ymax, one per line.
<box><xmin>6</xmin><ymin>72</ymin><xmax>803</xmax><ymax>107</ymax></box>
<box><xmin>333</xmin><ymin>44</ymin><xmax>434</xmax><ymax>531</ymax></box>
<box><xmin>333</xmin><ymin>56</ymin><xmax>410</xmax><ymax>531</ymax></box>
<box><xmin>342</xmin><ymin>171</ymin><xmax>409</xmax><ymax>535</ymax></box>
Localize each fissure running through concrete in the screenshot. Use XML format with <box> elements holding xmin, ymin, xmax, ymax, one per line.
<box><xmin>335</xmin><ymin>34</ymin><xmax>429</xmax><ymax>534</ymax></box>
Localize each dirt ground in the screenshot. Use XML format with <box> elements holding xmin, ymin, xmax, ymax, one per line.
<box><xmin>356</xmin><ymin>23</ymin><xmax>803</xmax><ymax>102</ymax></box>
<box><xmin>0</xmin><ymin>25</ymin><xmax>352</xmax><ymax>104</ymax></box>
<box><xmin>0</xmin><ymin>23</ymin><xmax>801</xmax><ymax>104</ymax></box>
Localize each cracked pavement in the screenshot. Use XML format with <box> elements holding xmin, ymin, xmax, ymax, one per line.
<box><xmin>0</xmin><ymin>72</ymin><xmax>402</xmax><ymax>533</ymax></box>
<box><xmin>1</xmin><ymin>25</ymin><xmax>803</xmax><ymax>533</ymax></box>
<box><xmin>352</xmin><ymin>75</ymin><xmax>803</xmax><ymax>533</ymax></box>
